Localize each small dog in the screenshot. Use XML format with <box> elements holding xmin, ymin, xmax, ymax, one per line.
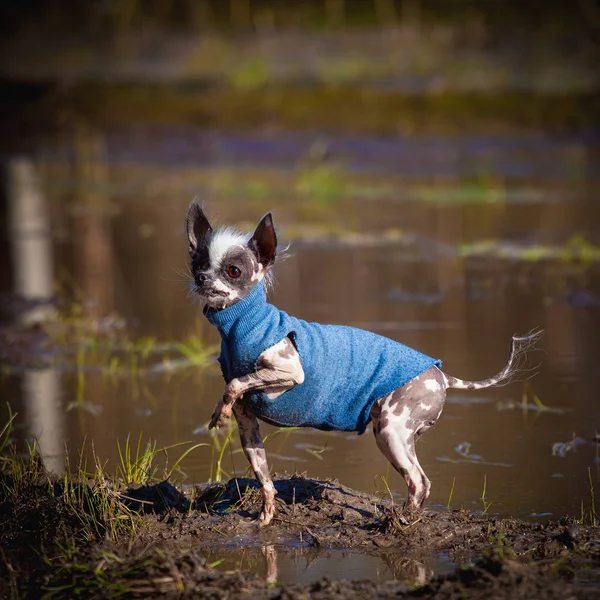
<box><xmin>186</xmin><ymin>202</ymin><xmax>539</xmax><ymax>524</ymax></box>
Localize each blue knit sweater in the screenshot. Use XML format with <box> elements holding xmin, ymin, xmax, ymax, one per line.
<box><xmin>204</xmin><ymin>282</ymin><xmax>441</xmax><ymax>434</ymax></box>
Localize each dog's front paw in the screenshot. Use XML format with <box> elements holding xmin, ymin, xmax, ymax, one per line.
<box><xmin>208</xmin><ymin>412</ymin><xmax>229</xmax><ymax>429</ymax></box>
<box><xmin>259</xmin><ymin>504</ymin><xmax>275</xmax><ymax>526</ymax></box>
<box><xmin>258</xmin><ymin>484</ymin><xmax>276</xmax><ymax>526</ymax></box>
<box><xmin>208</xmin><ymin>397</ymin><xmax>233</xmax><ymax>429</ymax></box>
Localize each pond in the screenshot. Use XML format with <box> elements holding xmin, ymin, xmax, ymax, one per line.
<box><xmin>1</xmin><ymin>125</ymin><xmax>599</xmax><ymax>584</ymax></box>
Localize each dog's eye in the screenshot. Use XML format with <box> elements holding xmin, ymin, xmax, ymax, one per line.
<box><xmin>226</xmin><ymin>265</ymin><xmax>241</xmax><ymax>278</ymax></box>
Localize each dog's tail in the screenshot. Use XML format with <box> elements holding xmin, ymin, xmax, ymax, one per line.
<box><xmin>443</xmin><ymin>329</ymin><xmax>543</xmax><ymax>390</ymax></box>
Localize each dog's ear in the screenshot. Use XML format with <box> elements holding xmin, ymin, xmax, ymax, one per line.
<box><xmin>249</xmin><ymin>213</ymin><xmax>277</xmax><ymax>268</ymax></box>
<box><xmin>186</xmin><ymin>201</ymin><xmax>212</xmax><ymax>254</ymax></box>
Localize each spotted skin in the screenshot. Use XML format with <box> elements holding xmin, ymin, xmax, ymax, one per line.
<box><xmin>368</xmin><ymin>332</ymin><xmax>539</xmax><ymax>511</ymax></box>
<box><xmin>232</xmin><ymin>402</ymin><xmax>277</xmax><ymax>525</ymax></box>
<box><xmin>210</xmin><ymin>337</ymin><xmax>304</xmax><ymax>525</ymax></box>
<box><xmin>370</xmin><ymin>366</ymin><xmax>447</xmax><ymax>509</ymax></box>
<box><xmin>208</xmin><ymin>336</ymin><xmax>305</xmax><ymax>429</ymax></box>
<box><xmin>186</xmin><ymin>203</ymin><xmax>542</xmax><ymax>523</ymax></box>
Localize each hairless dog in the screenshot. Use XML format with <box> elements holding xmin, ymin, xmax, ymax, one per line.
<box><xmin>186</xmin><ymin>202</ymin><xmax>541</xmax><ymax>524</ymax></box>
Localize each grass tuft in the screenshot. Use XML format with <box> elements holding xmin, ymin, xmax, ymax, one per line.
<box><xmin>446</xmin><ymin>476</ymin><xmax>456</xmax><ymax>509</ymax></box>
<box><xmin>480</xmin><ymin>474</ymin><xmax>495</xmax><ymax>515</ymax></box>
<box><xmin>0</xmin><ymin>403</ymin><xmax>16</xmax><ymax>456</ymax></box>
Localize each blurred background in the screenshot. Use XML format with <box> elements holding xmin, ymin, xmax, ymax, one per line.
<box><xmin>1</xmin><ymin>0</ymin><xmax>599</xmax><ymax>530</ymax></box>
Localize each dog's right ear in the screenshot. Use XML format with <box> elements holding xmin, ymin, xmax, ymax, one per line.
<box><xmin>186</xmin><ymin>201</ymin><xmax>212</xmax><ymax>254</ymax></box>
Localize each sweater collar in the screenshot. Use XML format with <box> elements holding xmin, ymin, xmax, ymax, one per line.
<box><xmin>203</xmin><ymin>280</ymin><xmax>268</xmax><ymax>337</ymax></box>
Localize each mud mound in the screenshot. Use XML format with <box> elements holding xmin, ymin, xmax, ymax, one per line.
<box><xmin>2</xmin><ymin>473</ymin><xmax>599</xmax><ymax>598</ymax></box>
<box><xmin>158</xmin><ymin>475</ymin><xmax>597</xmax><ymax>567</ymax></box>
<box><xmin>122</xmin><ymin>479</ymin><xmax>189</xmax><ymax>513</ymax></box>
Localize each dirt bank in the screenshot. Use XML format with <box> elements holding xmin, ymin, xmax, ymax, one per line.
<box><xmin>2</xmin><ymin>470</ymin><xmax>599</xmax><ymax>599</ymax></box>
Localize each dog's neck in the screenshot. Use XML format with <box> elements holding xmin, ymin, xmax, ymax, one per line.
<box><xmin>203</xmin><ymin>280</ymin><xmax>268</xmax><ymax>337</ymax></box>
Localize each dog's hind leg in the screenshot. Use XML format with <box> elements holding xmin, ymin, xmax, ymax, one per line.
<box><xmin>232</xmin><ymin>403</ymin><xmax>276</xmax><ymax>525</ymax></box>
<box><xmin>373</xmin><ymin>405</ymin><xmax>430</xmax><ymax>509</ymax></box>
<box><xmin>371</xmin><ymin>368</ymin><xmax>447</xmax><ymax>510</ymax></box>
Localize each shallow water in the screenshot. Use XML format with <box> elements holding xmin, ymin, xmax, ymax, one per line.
<box><xmin>199</xmin><ymin>546</ymin><xmax>455</xmax><ymax>584</ymax></box>
<box><xmin>1</xmin><ymin>126</ymin><xmax>600</xmax><ymax>583</ymax></box>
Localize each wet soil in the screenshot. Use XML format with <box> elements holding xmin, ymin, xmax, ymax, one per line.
<box><xmin>2</xmin><ymin>473</ymin><xmax>599</xmax><ymax>599</ymax></box>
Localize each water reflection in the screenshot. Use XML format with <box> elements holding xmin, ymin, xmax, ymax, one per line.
<box><xmin>1</xmin><ymin>129</ymin><xmax>599</xmax><ymax>521</ymax></box>
<box><xmin>201</xmin><ymin>545</ymin><xmax>449</xmax><ymax>585</ymax></box>
<box><xmin>22</xmin><ymin>370</ymin><xmax>64</xmax><ymax>475</ymax></box>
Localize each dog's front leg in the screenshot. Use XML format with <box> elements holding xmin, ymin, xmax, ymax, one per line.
<box><xmin>233</xmin><ymin>403</ymin><xmax>276</xmax><ymax>525</ymax></box>
<box><xmin>209</xmin><ymin>371</ymin><xmax>278</xmax><ymax>429</ymax></box>
<box><xmin>209</xmin><ymin>337</ymin><xmax>304</xmax><ymax>429</ymax></box>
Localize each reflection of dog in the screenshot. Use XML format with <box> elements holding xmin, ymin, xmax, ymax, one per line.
<box><xmin>186</xmin><ymin>202</ymin><xmax>540</xmax><ymax>524</ymax></box>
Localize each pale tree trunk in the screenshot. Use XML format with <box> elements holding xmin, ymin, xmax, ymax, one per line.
<box><xmin>6</xmin><ymin>156</ymin><xmax>56</xmax><ymax>324</ymax></box>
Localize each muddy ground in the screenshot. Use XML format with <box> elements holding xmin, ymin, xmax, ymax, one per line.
<box><xmin>1</xmin><ymin>472</ymin><xmax>599</xmax><ymax>599</ymax></box>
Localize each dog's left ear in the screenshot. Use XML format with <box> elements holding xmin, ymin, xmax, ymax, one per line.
<box><xmin>249</xmin><ymin>213</ymin><xmax>277</xmax><ymax>268</ymax></box>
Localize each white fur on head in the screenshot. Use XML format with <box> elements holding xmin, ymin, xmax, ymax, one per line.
<box><xmin>207</xmin><ymin>225</ymin><xmax>281</xmax><ymax>293</ymax></box>
<box><xmin>208</xmin><ymin>227</ymin><xmax>248</xmax><ymax>270</ymax></box>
